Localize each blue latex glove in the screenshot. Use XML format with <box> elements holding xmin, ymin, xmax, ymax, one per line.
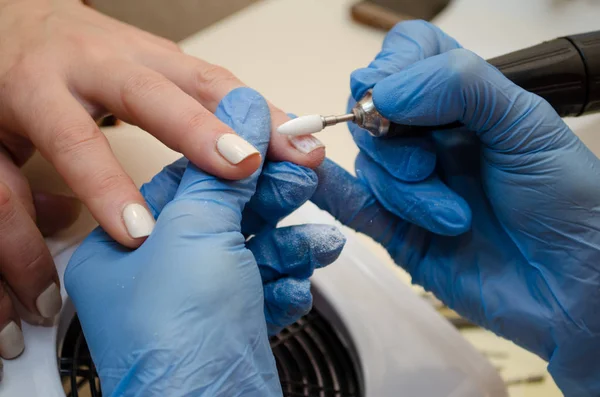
<box><xmin>65</xmin><ymin>87</ymin><xmax>345</xmax><ymax>396</ymax></box>
<box><xmin>313</xmin><ymin>20</ymin><xmax>600</xmax><ymax>396</ymax></box>
<box><xmin>346</xmin><ymin>23</ymin><xmax>470</xmax><ymax>236</ymax></box>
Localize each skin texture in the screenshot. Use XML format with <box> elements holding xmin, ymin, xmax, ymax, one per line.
<box><xmin>0</xmin><ymin>0</ymin><xmax>325</xmax><ymax>364</ymax></box>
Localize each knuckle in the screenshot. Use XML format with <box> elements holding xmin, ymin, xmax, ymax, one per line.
<box><xmin>194</xmin><ymin>64</ymin><xmax>238</xmax><ymax>93</ymax></box>
<box><xmin>397</xmin><ymin>19</ymin><xmax>429</xmax><ymax>32</ymax></box>
<box><xmin>162</xmin><ymin>39</ymin><xmax>181</xmax><ymax>53</ymax></box>
<box><xmin>183</xmin><ymin>110</ymin><xmax>211</xmax><ymax>132</ymax></box>
<box><xmin>120</xmin><ymin>73</ymin><xmax>170</xmax><ymax>105</ymax></box>
<box><xmin>5</xmin><ymin>56</ymin><xmax>34</xmax><ymax>81</ymax></box>
<box><xmin>390</xmin><ymin>19</ymin><xmax>431</xmax><ymax>40</ymax></box>
<box><xmin>0</xmin><ymin>184</ymin><xmax>16</xmax><ymax>226</ymax></box>
<box><xmin>446</xmin><ymin>49</ymin><xmax>485</xmax><ymax>88</ymax></box>
<box><xmin>0</xmin><ymin>183</ymin><xmax>12</xmax><ymax>208</ymax></box>
<box><xmin>46</xmin><ymin>120</ymin><xmax>102</xmax><ymax>159</ymax></box>
<box><xmin>0</xmin><ymin>285</ymin><xmax>14</xmax><ymax>322</ymax></box>
<box><xmin>88</xmin><ymin>170</ymin><xmax>129</xmax><ymax>197</ymax></box>
<box><xmin>1</xmin><ymin>56</ymin><xmax>40</xmax><ymax>96</ymax></box>
<box><xmin>21</xmin><ymin>248</ymin><xmax>51</xmax><ymax>280</ymax></box>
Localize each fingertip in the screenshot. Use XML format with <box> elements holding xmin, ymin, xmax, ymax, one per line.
<box><xmin>214</xmin><ymin>151</ymin><xmax>262</xmax><ymax>181</ymax></box>
<box><xmin>356</xmin><ymin>153</ymin><xmax>471</xmax><ymax>236</ymax></box>
<box><xmin>265</xmin><ymin>278</ymin><xmax>312</xmax><ymax>319</ymax></box>
<box><xmin>350</xmin><ymin>119</ymin><xmax>437</xmax><ymax>182</ymax></box>
<box><xmin>265</xmin><ymin>276</ymin><xmax>312</xmax><ymax>336</ymax></box>
<box><xmin>215</xmin><ymin>132</ymin><xmax>261</xmax><ymax>163</ymax></box>
<box><xmin>286</xmin><ymin>141</ymin><xmax>326</xmax><ymax>168</ymax></box>
<box><xmin>239</xmin><ymin>151</ymin><xmax>262</xmax><ymax>172</ymax></box>
<box><xmin>435</xmin><ymin>197</ymin><xmax>472</xmax><ymax>236</ymax></box>
<box><xmin>216</xmin><ymin>87</ymin><xmax>271</xmax><ymax>156</ymax></box>
<box><xmin>182</xmin><ymin>134</ymin><xmax>262</xmax><ymax>182</ymax></box>
<box><xmin>350</xmin><ymin>68</ymin><xmax>385</xmax><ymax>100</ymax></box>
<box><xmin>308</xmin><ymin>224</ymin><xmax>346</xmax><ymax>267</ymax></box>
<box><xmin>0</xmin><ymin>321</ymin><xmax>24</xmax><ymax>360</ymax></box>
<box><xmin>121</xmin><ymin>202</ymin><xmax>156</xmax><ymax>245</ymax></box>
<box><xmin>250</xmin><ymin>161</ymin><xmax>318</xmax><ymax>225</ymax></box>
<box><xmin>371</xmin><ymin>77</ymin><xmax>402</xmax><ymax>120</ymax></box>
<box><xmin>221</xmin><ymin>87</ymin><xmax>268</xmax><ymax>113</ymax></box>
<box><xmin>268</xmin><ymin>113</ymin><xmax>326</xmax><ymax>169</ymax></box>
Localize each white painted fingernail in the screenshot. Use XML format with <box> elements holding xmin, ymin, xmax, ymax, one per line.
<box><xmin>216</xmin><ymin>134</ymin><xmax>259</xmax><ymax>164</ymax></box>
<box><xmin>0</xmin><ymin>322</ymin><xmax>24</xmax><ymax>359</ymax></box>
<box><xmin>123</xmin><ymin>203</ymin><xmax>155</xmax><ymax>238</ymax></box>
<box><xmin>36</xmin><ymin>283</ymin><xmax>62</xmax><ymax>319</ymax></box>
<box><xmin>289</xmin><ymin>135</ymin><xmax>325</xmax><ymax>154</ymax></box>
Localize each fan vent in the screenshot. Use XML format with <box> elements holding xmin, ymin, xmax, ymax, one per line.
<box><xmin>59</xmin><ymin>309</ymin><xmax>362</xmax><ymax>397</ymax></box>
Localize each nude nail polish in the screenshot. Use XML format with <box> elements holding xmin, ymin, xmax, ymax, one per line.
<box><xmin>36</xmin><ymin>283</ymin><xmax>62</xmax><ymax>319</ymax></box>
<box><xmin>216</xmin><ymin>134</ymin><xmax>259</xmax><ymax>164</ymax></box>
<box><xmin>123</xmin><ymin>203</ymin><xmax>155</xmax><ymax>238</ymax></box>
<box><xmin>289</xmin><ymin>135</ymin><xmax>325</xmax><ymax>154</ymax></box>
<box><xmin>0</xmin><ymin>322</ymin><xmax>24</xmax><ymax>359</ymax></box>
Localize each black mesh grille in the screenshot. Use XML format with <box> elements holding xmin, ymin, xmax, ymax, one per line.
<box><xmin>59</xmin><ymin>309</ymin><xmax>362</xmax><ymax>397</ymax></box>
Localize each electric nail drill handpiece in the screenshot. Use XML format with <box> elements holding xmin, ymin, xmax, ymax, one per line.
<box><xmin>277</xmin><ymin>30</ymin><xmax>600</xmax><ymax>138</ymax></box>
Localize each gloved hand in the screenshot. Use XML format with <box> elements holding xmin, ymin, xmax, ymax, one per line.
<box><xmin>312</xmin><ymin>20</ymin><xmax>600</xmax><ymax>396</ymax></box>
<box><xmin>65</xmin><ymin>87</ymin><xmax>344</xmax><ymax>396</ymax></box>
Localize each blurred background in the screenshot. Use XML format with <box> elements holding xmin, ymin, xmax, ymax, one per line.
<box><xmin>85</xmin><ymin>0</ymin><xmax>260</xmax><ymax>41</ymax></box>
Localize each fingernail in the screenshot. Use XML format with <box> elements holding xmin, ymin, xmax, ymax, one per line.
<box><xmin>0</xmin><ymin>322</ymin><xmax>24</xmax><ymax>359</ymax></box>
<box><xmin>123</xmin><ymin>203</ymin><xmax>155</xmax><ymax>238</ymax></box>
<box><xmin>36</xmin><ymin>283</ymin><xmax>62</xmax><ymax>319</ymax></box>
<box><xmin>289</xmin><ymin>135</ymin><xmax>325</xmax><ymax>154</ymax></box>
<box><xmin>216</xmin><ymin>134</ymin><xmax>259</xmax><ymax>164</ymax></box>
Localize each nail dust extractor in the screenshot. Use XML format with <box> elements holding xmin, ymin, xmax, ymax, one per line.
<box><xmin>278</xmin><ymin>30</ymin><xmax>600</xmax><ymax>138</ymax></box>
<box><xmin>1</xmin><ymin>204</ymin><xmax>507</xmax><ymax>397</ymax></box>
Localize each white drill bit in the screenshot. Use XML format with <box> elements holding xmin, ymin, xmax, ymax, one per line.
<box><xmin>277</xmin><ymin>113</ymin><xmax>356</xmax><ymax>136</ymax></box>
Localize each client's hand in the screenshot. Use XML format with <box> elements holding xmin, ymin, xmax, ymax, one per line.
<box><xmin>65</xmin><ymin>87</ymin><xmax>344</xmax><ymax>396</ymax></box>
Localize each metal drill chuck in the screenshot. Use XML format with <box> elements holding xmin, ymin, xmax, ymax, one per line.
<box><xmin>352</xmin><ymin>91</ymin><xmax>390</xmax><ymax>137</ymax></box>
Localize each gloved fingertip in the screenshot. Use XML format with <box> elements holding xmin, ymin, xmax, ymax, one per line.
<box><xmin>268</xmin><ymin>278</ymin><xmax>312</xmax><ymax>308</ymax></box>
<box><xmin>263</xmin><ymin>162</ymin><xmax>318</xmax><ymax>194</ymax></box>
<box><xmin>371</xmin><ymin>77</ymin><xmax>404</xmax><ymax>121</ymax></box>
<box><xmin>264</xmin><ymin>278</ymin><xmax>312</xmax><ymax>330</ymax></box>
<box><xmin>286</xmin><ymin>113</ymin><xmax>297</xmax><ymax>119</ymax></box>
<box><xmin>251</xmin><ymin>162</ymin><xmax>318</xmax><ymax>225</ymax></box>
<box><xmin>353</xmin><ymin>137</ymin><xmax>436</xmax><ymax>183</ymax></box>
<box><xmin>348</xmin><ymin>96</ymin><xmax>437</xmax><ymax>184</ymax></box>
<box><xmin>402</xmin><ymin>146</ymin><xmax>437</xmax><ymax>182</ymax></box>
<box><xmin>140</xmin><ymin>157</ymin><xmax>188</xmax><ymax>218</ymax></box>
<box><xmin>432</xmin><ymin>200</ymin><xmax>473</xmax><ymax>236</ymax></box>
<box><xmin>350</xmin><ymin>68</ymin><xmax>388</xmax><ymax>100</ymax></box>
<box><xmin>307</xmin><ymin>224</ymin><xmax>346</xmax><ymax>268</ymax></box>
<box><xmin>216</xmin><ymin>87</ymin><xmax>271</xmax><ymax>155</ymax></box>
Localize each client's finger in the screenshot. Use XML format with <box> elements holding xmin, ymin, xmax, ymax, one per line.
<box><xmin>0</xmin><ymin>182</ymin><xmax>61</xmax><ymax>322</ymax></box>
<box><xmin>71</xmin><ymin>60</ymin><xmax>261</xmax><ymax>180</ymax></box>
<box><xmin>139</xmin><ymin>52</ymin><xmax>326</xmax><ymax>168</ymax></box>
<box><xmin>33</xmin><ymin>192</ymin><xmax>81</xmax><ymax>236</ymax></box>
